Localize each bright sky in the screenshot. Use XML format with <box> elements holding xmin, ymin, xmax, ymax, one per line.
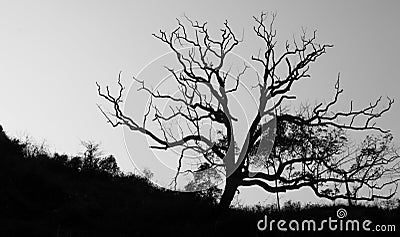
<box><xmin>1</xmin><ymin>0</ymin><xmax>399</xmax><ymax>205</ymax></box>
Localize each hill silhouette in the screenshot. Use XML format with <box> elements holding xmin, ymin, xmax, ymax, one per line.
<box><xmin>0</xmin><ymin>126</ymin><xmax>398</xmax><ymax>236</ymax></box>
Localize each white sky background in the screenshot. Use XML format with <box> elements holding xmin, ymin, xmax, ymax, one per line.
<box><xmin>1</xmin><ymin>0</ymin><xmax>399</xmax><ymax>205</ymax></box>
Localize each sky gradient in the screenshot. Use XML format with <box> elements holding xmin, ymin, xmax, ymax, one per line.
<box><xmin>1</xmin><ymin>0</ymin><xmax>399</xmax><ymax>205</ymax></box>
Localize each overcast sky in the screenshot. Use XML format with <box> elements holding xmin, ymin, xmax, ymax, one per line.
<box><xmin>1</xmin><ymin>0</ymin><xmax>399</xmax><ymax>204</ymax></box>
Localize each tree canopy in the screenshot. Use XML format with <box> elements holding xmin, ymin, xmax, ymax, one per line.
<box><xmin>97</xmin><ymin>12</ymin><xmax>399</xmax><ymax>209</ymax></box>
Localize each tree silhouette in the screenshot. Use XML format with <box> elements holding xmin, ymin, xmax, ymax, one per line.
<box><xmin>98</xmin><ymin>155</ymin><xmax>119</xmax><ymax>176</ymax></box>
<box><xmin>81</xmin><ymin>141</ymin><xmax>102</xmax><ymax>171</ymax></box>
<box><xmin>97</xmin><ymin>12</ymin><xmax>399</xmax><ymax>209</ymax></box>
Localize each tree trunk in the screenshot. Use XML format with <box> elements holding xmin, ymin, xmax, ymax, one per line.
<box><xmin>344</xmin><ymin>175</ymin><xmax>353</xmax><ymax>206</ymax></box>
<box><xmin>275</xmin><ymin>180</ymin><xmax>280</xmax><ymax>211</ymax></box>
<box><xmin>218</xmin><ymin>173</ymin><xmax>241</xmax><ymax>210</ymax></box>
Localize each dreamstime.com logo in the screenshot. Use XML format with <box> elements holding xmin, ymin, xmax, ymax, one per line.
<box><xmin>257</xmin><ymin>208</ymin><xmax>396</xmax><ymax>232</ymax></box>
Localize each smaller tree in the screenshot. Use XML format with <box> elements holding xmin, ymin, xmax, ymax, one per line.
<box><xmin>67</xmin><ymin>141</ymin><xmax>120</xmax><ymax>176</ymax></box>
<box><xmin>98</xmin><ymin>155</ymin><xmax>120</xmax><ymax>176</ymax></box>
<box><xmin>81</xmin><ymin>141</ymin><xmax>102</xmax><ymax>171</ymax></box>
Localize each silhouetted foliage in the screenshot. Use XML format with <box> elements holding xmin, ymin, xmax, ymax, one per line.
<box><xmin>68</xmin><ymin>156</ymin><xmax>82</xmax><ymax>171</ymax></box>
<box><xmin>98</xmin><ymin>155</ymin><xmax>119</xmax><ymax>176</ymax></box>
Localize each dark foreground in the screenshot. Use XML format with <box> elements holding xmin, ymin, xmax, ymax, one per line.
<box><xmin>0</xmin><ymin>128</ymin><xmax>398</xmax><ymax>236</ymax></box>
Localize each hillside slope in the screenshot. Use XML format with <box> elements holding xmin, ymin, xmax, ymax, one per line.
<box><xmin>0</xmin><ymin>126</ymin><xmax>398</xmax><ymax>236</ymax></box>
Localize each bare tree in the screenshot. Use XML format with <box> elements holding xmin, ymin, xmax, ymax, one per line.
<box><xmin>97</xmin><ymin>12</ymin><xmax>399</xmax><ymax>209</ymax></box>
